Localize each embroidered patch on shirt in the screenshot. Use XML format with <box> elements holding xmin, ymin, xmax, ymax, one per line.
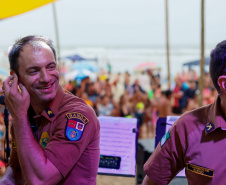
<box><xmin>66</xmin><ymin>112</ymin><xmax>89</xmax><ymax>124</ymax></box>
<box><xmin>39</xmin><ymin>132</ymin><xmax>49</xmax><ymax>149</ymax></box>
<box><xmin>205</xmin><ymin>122</ymin><xmax>214</xmax><ymax>133</ymax></box>
<box><xmin>161</xmin><ymin>130</ymin><xmax>170</xmax><ymax>147</ymax></box>
<box><xmin>186</xmin><ymin>163</ymin><xmax>214</xmax><ymax>178</ymax></box>
<box><xmin>45</xmin><ymin>108</ymin><xmax>55</xmax><ymax>118</ymax></box>
<box><xmin>12</xmin><ymin>142</ymin><xmax>16</xmax><ymax>149</ymax></box>
<box><xmin>65</xmin><ymin>112</ymin><xmax>89</xmax><ymax>141</ymax></box>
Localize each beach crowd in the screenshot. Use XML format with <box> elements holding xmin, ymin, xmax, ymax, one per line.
<box><xmin>0</xmin><ymin>67</ymin><xmax>218</xmax><ymax>176</ymax></box>
<box><xmin>63</xmin><ymin>68</ymin><xmax>218</xmax><ymax>138</ymax></box>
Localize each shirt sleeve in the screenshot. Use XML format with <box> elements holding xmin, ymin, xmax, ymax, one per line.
<box><xmin>44</xmin><ymin>107</ymin><xmax>99</xmax><ymax>178</ymax></box>
<box><xmin>143</xmin><ymin>119</ymin><xmax>187</xmax><ymax>184</ymax></box>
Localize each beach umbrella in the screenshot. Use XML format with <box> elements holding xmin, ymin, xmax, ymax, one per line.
<box><xmin>64</xmin><ymin>69</ymin><xmax>97</xmax><ymax>83</ymax></box>
<box><xmin>0</xmin><ymin>1</ymin><xmax>61</xmax><ymax>66</ymax></box>
<box><xmin>65</xmin><ymin>54</ymin><xmax>98</xmax><ymax>62</ymax></box>
<box><xmin>72</xmin><ymin>62</ymin><xmax>98</xmax><ymax>72</ymax></box>
<box><xmin>66</xmin><ymin>55</ymin><xmax>85</xmax><ymax>61</ymax></box>
<box><xmin>0</xmin><ymin>0</ymin><xmax>57</xmax><ymax>19</ymax></box>
<box><xmin>134</xmin><ymin>62</ymin><xmax>157</xmax><ymax>72</ymax></box>
<box><xmin>183</xmin><ymin>57</ymin><xmax>210</xmax><ymax>68</ymax></box>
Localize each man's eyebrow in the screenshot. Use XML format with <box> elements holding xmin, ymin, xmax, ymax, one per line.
<box><xmin>47</xmin><ymin>62</ymin><xmax>57</xmax><ymax>66</ymax></box>
<box><xmin>26</xmin><ymin>62</ymin><xmax>56</xmax><ymax>72</ymax></box>
<box><xmin>26</xmin><ymin>66</ymin><xmax>40</xmax><ymax>72</ymax></box>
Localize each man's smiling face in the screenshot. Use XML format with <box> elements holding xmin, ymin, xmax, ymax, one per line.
<box><xmin>17</xmin><ymin>42</ymin><xmax>59</xmax><ymax>106</ymax></box>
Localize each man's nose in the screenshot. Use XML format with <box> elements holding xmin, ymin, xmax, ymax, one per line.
<box><xmin>40</xmin><ymin>69</ymin><xmax>50</xmax><ymax>82</ymax></box>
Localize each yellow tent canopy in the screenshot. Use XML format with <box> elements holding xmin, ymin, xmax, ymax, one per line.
<box><xmin>0</xmin><ymin>0</ymin><xmax>57</xmax><ymax>19</ymax></box>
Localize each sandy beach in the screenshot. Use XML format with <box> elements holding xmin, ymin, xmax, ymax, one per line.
<box><xmin>97</xmin><ymin>175</ymin><xmax>136</xmax><ymax>185</ymax></box>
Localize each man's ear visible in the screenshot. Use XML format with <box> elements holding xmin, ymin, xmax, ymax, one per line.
<box><xmin>10</xmin><ymin>70</ymin><xmax>21</xmax><ymax>83</ymax></box>
<box><xmin>10</xmin><ymin>70</ymin><xmax>14</xmax><ymax>76</ymax></box>
<box><xmin>218</xmin><ymin>76</ymin><xmax>226</xmax><ymax>91</ymax></box>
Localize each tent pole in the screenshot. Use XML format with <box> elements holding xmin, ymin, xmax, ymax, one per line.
<box><xmin>198</xmin><ymin>0</ymin><xmax>205</xmax><ymax>107</ymax></box>
<box><xmin>165</xmin><ymin>0</ymin><xmax>171</xmax><ymax>89</ymax></box>
<box><xmin>52</xmin><ymin>2</ymin><xmax>64</xmax><ymax>83</ymax></box>
<box><xmin>52</xmin><ymin>3</ymin><xmax>61</xmax><ymax>63</ymax></box>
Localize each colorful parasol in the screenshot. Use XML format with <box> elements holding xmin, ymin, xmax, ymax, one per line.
<box><xmin>134</xmin><ymin>62</ymin><xmax>158</xmax><ymax>72</ymax></box>
<box><xmin>0</xmin><ymin>0</ymin><xmax>57</xmax><ymax>19</ymax></box>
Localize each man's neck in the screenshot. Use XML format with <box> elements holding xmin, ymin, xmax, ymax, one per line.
<box><xmin>31</xmin><ymin>102</ymin><xmax>49</xmax><ymax>115</ymax></box>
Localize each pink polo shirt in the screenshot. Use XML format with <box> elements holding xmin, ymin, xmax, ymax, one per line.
<box><xmin>10</xmin><ymin>86</ymin><xmax>100</xmax><ymax>185</ymax></box>
<box><xmin>144</xmin><ymin>96</ymin><xmax>226</xmax><ymax>185</ymax></box>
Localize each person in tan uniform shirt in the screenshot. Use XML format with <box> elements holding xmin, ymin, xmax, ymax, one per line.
<box><xmin>142</xmin><ymin>40</ymin><xmax>226</xmax><ymax>185</ymax></box>
<box><xmin>0</xmin><ymin>35</ymin><xmax>100</xmax><ymax>185</ymax></box>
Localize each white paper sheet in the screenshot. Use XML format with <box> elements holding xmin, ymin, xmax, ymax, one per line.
<box><xmin>98</xmin><ymin>116</ymin><xmax>138</xmax><ymax>176</ymax></box>
<box><xmin>166</xmin><ymin>115</ymin><xmax>185</xmax><ymax>177</ymax></box>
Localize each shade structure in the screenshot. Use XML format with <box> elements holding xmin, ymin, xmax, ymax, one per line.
<box><xmin>64</xmin><ymin>69</ymin><xmax>97</xmax><ymax>84</ymax></box>
<box><xmin>65</xmin><ymin>54</ymin><xmax>97</xmax><ymax>62</ymax></box>
<box><xmin>183</xmin><ymin>57</ymin><xmax>210</xmax><ymax>68</ymax></box>
<box><xmin>0</xmin><ymin>0</ymin><xmax>57</xmax><ymax>19</ymax></box>
<box><xmin>134</xmin><ymin>62</ymin><xmax>157</xmax><ymax>72</ymax></box>
<box><xmin>72</xmin><ymin>62</ymin><xmax>98</xmax><ymax>72</ymax></box>
<box><xmin>66</xmin><ymin>55</ymin><xmax>85</xmax><ymax>61</ymax></box>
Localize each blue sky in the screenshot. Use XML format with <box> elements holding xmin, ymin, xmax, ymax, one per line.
<box><xmin>0</xmin><ymin>0</ymin><xmax>225</xmax><ymax>49</ymax></box>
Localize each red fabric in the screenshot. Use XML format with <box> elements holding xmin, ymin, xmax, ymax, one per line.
<box><xmin>173</xmin><ymin>86</ymin><xmax>180</xmax><ymax>107</ymax></box>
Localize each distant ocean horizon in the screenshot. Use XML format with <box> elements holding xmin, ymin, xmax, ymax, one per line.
<box><xmin>0</xmin><ymin>46</ymin><xmax>213</xmax><ymax>82</ymax></box>
<box><xmin>60</xmin><ymin>46</ymin><xmax>212</xmax><ymax>75</ymax></box>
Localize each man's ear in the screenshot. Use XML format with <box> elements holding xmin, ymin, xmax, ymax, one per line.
<box><xmin>10</xmin><ymin>70</ymin><xmax>14</xmax><ymax>76</ymax></box>
<box><xmin>10</xmin><ymin>70</ymin><xmax>21</xmax><ymax>83</ymax></box>
<box><xmin>218</xmin><ymin>76</ymin><xmax>226</xmax><ymax>91</ymax></box>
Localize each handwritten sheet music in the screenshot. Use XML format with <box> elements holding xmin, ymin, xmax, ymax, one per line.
<box><xmin>98</xmin><ymin>116</ymin><xmax>138</xmax><ymax>176</ymax></box>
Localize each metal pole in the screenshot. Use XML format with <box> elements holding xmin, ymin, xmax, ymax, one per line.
<box><xmin>52</xmin><ymin>3</ymin><xmax>61</xmax><ymax>63</ymax></box>
<box><xmin>198</xmin><ymin>0</ymin><xmax>205</xmax><ymax>107</ymax></box>
<box><xmin>165</xmin><ymin>0</ymin><xmax>171</xmax><ymax>89</ymax></box>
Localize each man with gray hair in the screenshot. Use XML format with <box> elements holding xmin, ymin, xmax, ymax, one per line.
<box><xmin>0</xmin><ymin>35</ymin><xmax>100</xmax><ymax>185</ymax></box>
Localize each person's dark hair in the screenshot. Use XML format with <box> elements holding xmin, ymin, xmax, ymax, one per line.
<box><xmin>8</xmin><ymin>35</ymin><xmax>56</xmax><ymax>76</ymax></box>
<box><xmin>210</xmin><ymin>40</ymin><xmax>226</xmax><ymax>93</ymax></box>
<box><xmin>162</xmin><ymin>90</ymin><xmax>172</xmax><ymax>99</ymax></box>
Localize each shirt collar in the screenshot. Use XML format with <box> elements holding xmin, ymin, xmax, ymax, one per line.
<box><xmin>40</xmin><ymin>85</ymin><xmax>65</xmax><ymax>121</ymax></box>
<box><xmin>205</xmin><ymin>96</ymin><xmax>226</xmax><ymax>134</ymax></box>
